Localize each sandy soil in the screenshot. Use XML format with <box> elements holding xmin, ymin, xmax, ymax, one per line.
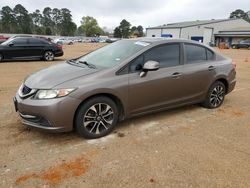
<box><xmin>0</xmin><ymin>43</ymin><xmax>250</xmax><ymax>188</ymax></box>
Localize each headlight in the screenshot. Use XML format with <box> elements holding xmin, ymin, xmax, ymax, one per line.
<box><xmin>34</xmin><ymin>89</ymin><xmax>76</xmax><ymax>99</ymax></box>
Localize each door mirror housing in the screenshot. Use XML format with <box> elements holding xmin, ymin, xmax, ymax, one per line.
<box><xmin>8</xmin><ymin>42</ymin><xmax>14</xmax><ymax>47</ymax></box>
<box><xmin>143</xmin><ymin>60</ymin><xmax>160</xmax><ymax>71</ymax></box>
<box><xmin>140</xmin><ymin>60</ymin><xmax>160</xmax><ymax>77</ymax></box>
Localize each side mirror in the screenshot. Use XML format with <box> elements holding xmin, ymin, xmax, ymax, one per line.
<box><xmin>8</xmin><ymin>42</ymin><xmax>14</xmax><ymax>47</ymax></box>
<box><xmin>140</xmin><ymin>60</ymin><xmax>160</xmax><ymax>77</ymax></box>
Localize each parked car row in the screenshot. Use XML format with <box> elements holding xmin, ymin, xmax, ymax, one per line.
<box><xmin>53</xmin><ymin>37</ymin><xmax>120</xmax><ymax>44</ymax></box>
<box><xmin>54</xmin><ymin>38</ymin><xmax>74</xmax><ymax>45</ymax></box>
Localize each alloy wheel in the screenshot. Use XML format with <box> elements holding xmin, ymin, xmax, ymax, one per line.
<box><xmin>44</xmin><ymin>51</ymin><xmax>54</xmax><ymax>61</ymax></box>
<box><xmin>83</xmin><ymin>103</ymin><xmax>114</xmax><ymax>135</ymax></box>
<box><xmin>210</xmin><ymin>85</ymin><xmax>225</xmax><ymax>107</ymax></box>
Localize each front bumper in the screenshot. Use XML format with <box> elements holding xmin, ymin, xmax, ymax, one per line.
<box><xmin>14</xmin><ymin>93</ymin><xmax>82</xmax><ymax>132</ymax></box>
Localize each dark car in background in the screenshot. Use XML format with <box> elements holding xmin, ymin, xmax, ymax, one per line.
<box><xmin>231</xmin><ymin>40</ymin><xmax>250</xmax><ymax>49</ymax></box>
<box><xmin>0</xmin><ymin>37</ymin><xmax>63</xmax><ymax>62</ymax></box>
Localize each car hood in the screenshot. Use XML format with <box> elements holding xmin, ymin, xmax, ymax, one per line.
<box><xmin>24</xmin><ymin>62</ymin><xmax>99</xmax><ymax>89</ymax></box>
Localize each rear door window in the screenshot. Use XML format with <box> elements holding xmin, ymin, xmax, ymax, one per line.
<box><xmin>28</xmin><ymin>38</ymin><xmax>47</xmax><ymax>45</ymax></box>
<box><xmin>185</xmin><ymin>44</ymin><xmax>206</xmax><ymax>63</ymax></box>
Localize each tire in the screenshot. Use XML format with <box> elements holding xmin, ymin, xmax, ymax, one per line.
<box><xmin>201</xmin><ymin>81</ymin><xmax>226</xmax><ymax>109</ymax></box>
<box><xmin>75</xmin><ymin>96</ymin><xmax>119</xmax><ymax>139</ymax></box>
<box><xmin>44</xmin><ymin>51</ymin><xmax>54</xmax><ymax>61</ymax></box>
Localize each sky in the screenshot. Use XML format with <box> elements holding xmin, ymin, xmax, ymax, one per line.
<box><xmin>0</xmin><ymin>0</ymin><xmax>249</xmax><ymax>31</ymax></box>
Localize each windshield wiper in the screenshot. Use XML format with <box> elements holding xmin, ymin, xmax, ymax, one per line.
<box><xmin>78</xmin><ymin>61</ymin><xmax>97</xmax><ymax>69</ymax></box>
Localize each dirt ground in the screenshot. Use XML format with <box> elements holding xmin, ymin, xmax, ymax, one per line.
<box><xmin>0</xmin><ymin>43</ymin><xmax>250</xmax><ymax>188</ymax></box>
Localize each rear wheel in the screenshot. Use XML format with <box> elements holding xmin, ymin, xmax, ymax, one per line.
<box><xmin>202</xmin><ymin>81</ymin><xmax>226</xmax><ymax>109</ymax></box>
<box><xmin>75</xmin><ymin>96</ymin><xmax>119</xmax><ymax>139</ymax></box>
<box><xmin>44</xmin><ymin>51</ymin><xmax>54</xmax><ymax>61</ymax></box>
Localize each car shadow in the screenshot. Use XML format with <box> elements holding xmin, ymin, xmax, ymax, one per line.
<box><xmin>117</xmin><ymin>104</ymin><xmax>201</xmax><ymax>130</ymax></box>
<box><xmin>22</xmin><ymin>104</ymin><xmax>202</xmax><ymax>142</ymax></box>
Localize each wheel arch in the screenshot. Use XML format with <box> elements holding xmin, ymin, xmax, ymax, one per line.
<box><xmin>73</xmin><ymin>93</ymin><xmax>125</xmax><ymax>130</ymax></box>
<box><xmin>215</xmin><ymin>78</ymin><xmax>229</xmax><ymax>94</ymax></box>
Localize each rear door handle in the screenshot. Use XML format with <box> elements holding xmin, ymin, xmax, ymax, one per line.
<box><xmin>208</xmin><ymin>66</ymin><xmax>216</xmax><ymax>71</ymax></box>
<box><xmin>171</xmin><ymin>72</ymin><xmax>182</xmax><ymax>78</ymax></box>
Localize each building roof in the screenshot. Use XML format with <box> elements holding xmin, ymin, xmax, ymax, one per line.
<box><xmin>219</xmin><ymin>27</ymin><xmax>250</xmax><ymax>32</ymax></box>
<box><xmin>215</xmin><ymin>27</ymin><xmax>250</xmax><ymax>37</ymax></box>
<box><xmin>147</xmin><ymin>18</ymin><xmax>241</xmax><ymax>29</ymax></box>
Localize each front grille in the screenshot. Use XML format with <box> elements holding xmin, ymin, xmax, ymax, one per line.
<box><xmin>22</xmin><ymin>85</ymin><xmax>32</xmax><ymax>95</ymax></box>
<box><xmin>18</xmin><ymin>84</ymin><xmax>36</xmax><ymax>98</ymax></box>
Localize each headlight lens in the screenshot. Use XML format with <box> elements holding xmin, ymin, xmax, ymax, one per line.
<box><xmin>34</xmin><ymin>89</ymin><xmax>76</xmax><ymax>99</ymax></box>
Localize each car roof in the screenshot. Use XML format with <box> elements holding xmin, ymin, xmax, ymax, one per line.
<box><xmin>12</xmin><ymin>37</ymin><xmax>50</xmax><ymax>43</ymax></box>
<box><xmin>124</xmin><ymin>37</ymin><xmax>215</xmax><ymax>53</ymax></box>
<box><xmin>126</xmin><ymin>37</ymin><xmax>204</xmax><ymax>45</ymax></box>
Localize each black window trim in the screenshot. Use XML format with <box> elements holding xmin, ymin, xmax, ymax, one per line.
<box><xmin>116</xmin><ymin>42</ymin><xmax>183</xmax><ymax>75</ymax></box>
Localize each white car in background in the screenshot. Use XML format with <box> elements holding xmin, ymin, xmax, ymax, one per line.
<box><xmin>54</xmin><ymin>38</ymin><xmax>74</xmax><ymax>45</ymax></box>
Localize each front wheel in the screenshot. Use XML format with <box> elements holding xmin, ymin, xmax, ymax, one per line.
<box><xmin>44</xmin><ymin>51</ymin><xmax>54</xmax><ymax>61</ymax></box>
<box><xmin>75</xmin><ymin>96</ymin><xmax>119</xmax><ymax>139</ymax></box>
<box><xmin>202</xmin><ymin>81</ymin><xmax>226</xmax><ymax>109</ymax></box>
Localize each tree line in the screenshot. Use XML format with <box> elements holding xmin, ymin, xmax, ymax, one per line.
<box><xmin>0</xmin><ymin>4</ymin><xmax>77</xmax><ymax>36</ymax></box>
<box><xmin>113</xmin><ymin>19</ymin><xmax>143</xmax><ymax>38</ymax></box>
<box><xmin>0</xmin><ymin>4</ymin><xmax>144</xmax><ymax>38</ymax></box>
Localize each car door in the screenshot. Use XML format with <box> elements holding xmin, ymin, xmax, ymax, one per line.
<box><xmin>27</xmin><ymin>38</ymin><xmax>45</xmax><ymax>58</ymax></box>
<box><xmin>4</xmin><ymin>38</ymin><xmax>29</xmax><ymax>59</ymax></box>
<box><xmin>128</xmin><ymin>43</ymin><xmax>186</xmax><ymax>115</ymax></box>
<box><xmin>180</xmin><ymin>43</ymin><xmax>216</xmax><ymax>101</ymax></box>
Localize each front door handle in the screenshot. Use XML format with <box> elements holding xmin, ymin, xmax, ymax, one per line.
<box><xmin>208</xmin><ymin>66</ymin><xmax>216</xmax><ymax>71</ymax></box>
<box><xmin>171</xmin><ymin>72</ymin><xmax>182</xmax><ymax>78</ymax></box>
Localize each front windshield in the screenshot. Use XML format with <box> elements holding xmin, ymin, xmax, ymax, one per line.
<box><xmin>77</xmin><ymin>40</ymin><xmax>150</xmax><ymax>68</ymax></box>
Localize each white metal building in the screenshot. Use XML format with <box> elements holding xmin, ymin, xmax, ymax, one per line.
<box><xmin>146</xmin><ymin>18</ymin><xmax>250</xmax><ymax>46</ymax></box>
